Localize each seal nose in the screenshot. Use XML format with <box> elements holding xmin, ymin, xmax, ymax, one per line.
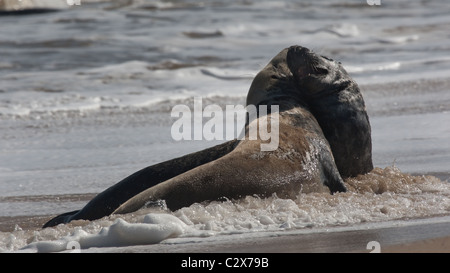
<box><xmin>287</xmin><ymin>45</ymin><xmax>313</xmax><ymax>76</ymax></box>
<box><xmin>289</xmin><ymin>45</ymin><xmax>310</xmax><ymax>55</ymax></box>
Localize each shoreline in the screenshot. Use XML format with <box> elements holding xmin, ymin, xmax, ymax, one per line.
<box><xmin>2</xmin><ymin>196</ymin><xmax>450</xmax><ymax>253</ymax></box>
<box><xmin>80</xmin><ymin>215</ymin><xmax>450</xmax><ymax>253</ymax></box>
<box><xmin>1</xmin><ymin>169</ymin><xmax>449</xmax><ymax>233</ymax></box>
<box><xmin>3</xmin><ymin>213</ymin><xmax>450</xmax><ymax>253</ymax></box>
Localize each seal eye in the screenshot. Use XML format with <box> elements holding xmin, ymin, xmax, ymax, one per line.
<box><xmin>321</xmin><ymin>55</ymin><xmax>334</xmax><ymax>62</ymax></box>
<box><xmin>315</xmin><ymin>68</ymin><xmax>328</xmax><ymax>75</ymax></box>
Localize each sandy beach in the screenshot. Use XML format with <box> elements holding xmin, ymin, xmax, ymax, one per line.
<box><xmin>4</xmin><ymin>211</ymin><xmax>450</xmax><ymax>253</ymax></box>
<box><xmin>78</xmin><ymin>216</ymin><xmax>450</xmax><ymax>253</ymax></box>
<box><xmin>7</xmin><ymin>214</ymin><xmax>444</xmax><ymax>253</ymax></box>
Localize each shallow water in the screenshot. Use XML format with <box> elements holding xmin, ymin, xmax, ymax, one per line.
<box><xmin>1</xmin><ymin>0</ymin><xmax>450</xmax><ymax>252</ymax></box>
<box><xmin>4</xmin><ymin>167</ymin><xmax>450</xmax><ymax>252</ymax></box>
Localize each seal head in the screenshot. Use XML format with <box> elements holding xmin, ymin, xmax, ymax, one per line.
<box><xmin>287</xmin><ymin>45</ymin><xmax>373</xmax><ymax>177</ymax></box>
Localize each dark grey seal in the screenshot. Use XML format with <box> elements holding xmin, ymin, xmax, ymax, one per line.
<box><xmin>286</xmin><ymin>45</ymin><xmax>373</xmax><ymax>178</ymax></box>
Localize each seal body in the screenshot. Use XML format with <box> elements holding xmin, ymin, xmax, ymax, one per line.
<box><xmin>286</xmin><ymin>45</ymin><xmax>373</xmax><ymax>177</ymax></box>
<box><xmin>43</xmin><ymin>45</ymin><xmax>373</xmax><ymax>227</ymax></box>
<box><xmin>43</xmin><ymin>141</ymin><xmax>238</xmax><ymax>227</ymax></box>
<box><xmin>113</xmin><ymin>48</ymin><xmax>346</xmax><ymax>214</ymax></box>
<box><xmin>114</xmin><ymin>107</ymin><xmax>346</xmax><ymax>214</ymax></box>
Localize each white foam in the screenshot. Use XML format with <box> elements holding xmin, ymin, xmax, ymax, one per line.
<box><xmin>19</xmin><ymin>214</ymin><xmax>188</xmax><ymax>253</ymax></box>
<box><xmin>375</xmin><ymin>35</ymin><xmax>420</xmax><ymax>44</ymax></box>
<box><xmin>346</xmin><ymin>61</ymin><xmax>401</xmax><ymax>74</ymax></box>
<box><xmin>0</xmin><ymin>62</ymin><xmax>249</xmax><ymax>117</ymax></box>
<box><xmin>2</xmin><ymin>167</ymin><xmax>449</xmax><ymax>253</ymax></box>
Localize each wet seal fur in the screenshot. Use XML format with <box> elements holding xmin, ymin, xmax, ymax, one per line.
<box><xmin>286</xmin><ymin>45</ymin><xmax>373</xmax><ymax>177</ymax></box>
<box><xmin>110</xmin><ymin>47</ymin><xmax>347</xmax><ymax>216</ymax></box>
<box><xmin>43</xmin><ymin>45</ymin><xmax>372</xmax><ymax>228</ymax></box>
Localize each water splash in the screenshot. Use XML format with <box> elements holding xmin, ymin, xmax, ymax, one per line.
<box><xmin>2</xmin><ymin>167</ymin><xmax>449</xmax><ymax>252</ymax></box>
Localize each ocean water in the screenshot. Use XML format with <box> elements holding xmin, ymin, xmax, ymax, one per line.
<box><xmin>1</xmin><ymin>0</ymin><xmax>450</xmax><ymax>252</ymax></box>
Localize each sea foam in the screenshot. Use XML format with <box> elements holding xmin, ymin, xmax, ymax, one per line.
<box><xmin>3</xmin><ymin>167</ymin><xmax>449</xmax><ymax>253</ymax></box>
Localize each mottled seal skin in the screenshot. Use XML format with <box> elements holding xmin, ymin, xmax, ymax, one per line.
<box><xmin>286</xmin><ymin>45</ymin><xmax>373</xmax><ymax>178</ymax></box>
<box><xmin>112</xmin><ymin>48</ymin><xmax>346</xmax><ymax>215</ymax></box>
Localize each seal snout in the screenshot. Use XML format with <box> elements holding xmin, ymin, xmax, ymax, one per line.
<box><xmin>287</xmin><ymin>45</ymin><xmax>315</xmax><ymax>79</ymax></box>
<box><xmin>287</xmin><ymin>45</ymin><xmax>329</xmax><ymax>81</ymax></box>
<box><xmin>288</xmin><ymin>45</ymin><xmax>311</xmax><ymax>56</ymax></box>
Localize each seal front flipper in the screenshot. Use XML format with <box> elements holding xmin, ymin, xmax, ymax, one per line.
<box><xmin>318</xmin><ymin>149</ymin><xmax>347</xmax><ymax>193</ymax></box>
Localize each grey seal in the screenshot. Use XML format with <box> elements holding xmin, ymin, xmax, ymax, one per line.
<box><xmin>286</xmin><ymin>45</ymin><xmax>373</xmax><ymax>177</ymax></box>
<box><xmin>112</xmin><ymin>47</ymin><xmax>346</xmax><ymax>215</ymax></box>
<box><xmin>43</xmin><ymin>45</ymin><xmax>372</xmax><ymax>227</ymax></box>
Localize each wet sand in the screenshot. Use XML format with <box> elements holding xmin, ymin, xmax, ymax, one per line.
<box><xmin>4</xmin><ymin>212</ymin><xmax>450</xmax><ymax>253</ymax></box>
<box><xmin>78</xmin><ymin>215</ymin><xmax>450</xmax><ymax>253</ymax></box>
<box><xmin>0</xmin><ymin>193</ymin><xmax>96</xmax><ymax>232</ymax></box>
<box><xmin>384</xmin><ymin>235</ymin><xmax>450</xmax><ymax>253</ymax></box>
